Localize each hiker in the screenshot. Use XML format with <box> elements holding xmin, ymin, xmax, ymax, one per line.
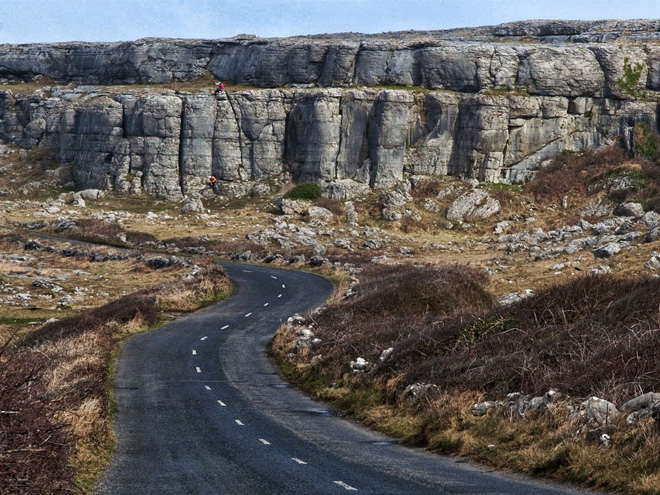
<box><xmin>215</xmin><ymin>81</ymin><xmax>225</xmax><ymax>95</ymax></box>
<box><xmin>208</xmin><ymin>175</ymin><xmax>217</xmax><ymax>193</ymax></box>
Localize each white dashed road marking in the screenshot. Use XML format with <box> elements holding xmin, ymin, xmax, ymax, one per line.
<box><xmin>245</xmin><ymin>312</ymin><xmax>252</xmax><ymax>317</ymax></box>
<box><xmin>258</xmin><ymin>438</ymin><xmax>271</xmax><ymax>445</ymax></box>
<box><xmin>334</xmin><ymin>481</ymin><xmax>358</xmax><ymax>491</ymax></box>
<box><xmin>282</xmin><ymin>284</ymin><xmax>286</xmax><ymax>288</ymax></box>
<box><xmin>235</xmin><ymin>419</ymin><xmax>245</xmax><ymax>426</ymax></box>
<box><xmin>242</xmin><ymin>269</ymin><xmax>252</xmax><ymax>273</ymax></box>
<box><xmin>200</xmin><ymin>336</ymin><xmax>208</xmax><ymax>341</ymax></box>
<box><xmin>271</xmin><ymin>275</ymin><xmax>277</xmax><ymax>279</ymax></box>
<box><xmin>217</xmin><ymin>400</ymin><xmax>226</xmax><ymax>407</ymax></box>
<box><xmin>192</xmin><ymin>350</ymin><xmax>197</xmax><ymax>355</ymax></box>
<box><xmin>263</xmin><ymin>303</ymin><xmax>269</xmax><ymax>307</ymax></box>
<box><xmin>204</xmin><ymin>386</ymin><xmax>212</xmax><ymax>391</ymax></box>
<box><xmin>291</xmin><ymin>457</ymin><xmax>307</xmax><ymax>465</ymax></box>
<box><xmin>278</xmin><ymin>294</ymin><xmax>282</xmax><ymax>298</ymax></box>
<box><xmin>221</xmin><ymin>325</ymin><xmax>229</xmax><ymax>330</ymax></box>
<box><xmin>196</xmin><ymin>367</ymin><xmax>202</xmax><ymax>373</ymax></box>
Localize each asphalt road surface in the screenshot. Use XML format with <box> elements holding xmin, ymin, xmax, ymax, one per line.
<box><xmin>96</xmin><ymin>262</ymin><xmax>605</xmax><ymax>495</ymax></box>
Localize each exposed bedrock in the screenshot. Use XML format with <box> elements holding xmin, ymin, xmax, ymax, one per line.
<box><xmin>0</xmin><ymin>21</ymin><xmax>660</xmax><ymax>97</ymax></box>
<box><xmin>0</xmin><ymin>86</ymin><xmax>656</xmax><ymax>199</ymax></box>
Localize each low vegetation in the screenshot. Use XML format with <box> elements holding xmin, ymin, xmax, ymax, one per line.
<box><xmin>0</xmin><ymin>256</ymin><xmax>230</xmax><ymax>493</ymax></box>
<box><xmin>525</xmin><ymin>135</ymin><xmax>660</xmax><ymax>213</ymax></box>
<box><xmin>283</xmin><ymin>182</ymin><xmax>322</xmax><ymax>200</ymax></box>
<box><xmin>273</xmin><ymin>264</ymin><xmax>660</xmax><ymax>494</ymax></box>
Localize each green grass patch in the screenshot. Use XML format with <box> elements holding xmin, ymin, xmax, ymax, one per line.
<box><xmin>283</xmin><ymin>182</ymin><xmax>322</xmax><ymax>200</ymax></box>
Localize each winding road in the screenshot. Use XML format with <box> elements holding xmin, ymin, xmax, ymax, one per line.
<box><xmin>96</xmin><ymin>262</ymin><xmax>603</xmax><ymax>495</ymax></box>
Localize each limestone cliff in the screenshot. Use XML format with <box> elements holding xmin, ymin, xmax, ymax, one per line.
<box><xmin>0</xmin><ymin>20</ymin><xmax>659</xmax><ymax>198</ymax></box>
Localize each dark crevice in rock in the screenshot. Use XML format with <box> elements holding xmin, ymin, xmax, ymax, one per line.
<box><xmin>177</xmin><ymin>98</ymin><xmax>186</xmax><ymax>194</ymax></box>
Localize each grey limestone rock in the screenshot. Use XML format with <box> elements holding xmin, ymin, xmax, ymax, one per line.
<box><xmin>593</xmin><ymin>242</ymin><xmax>621</xmax><ymax>258</ymax></box>
<box><xmin>0</xmin><ymin>23</ymin><xmax>659</xmax><ymax>199</ymax></box>
<box><xmin>585</xmin><ymin>396</ymin><xmax>619</xmax><ymax>427</ymax></box>
<box><xmin>620</xmin><ymin>392</ymin><xmax>660</xmax><ymax>412</ymax></box>
<box><xmin>446</xmin><ymin>189</ymin><xmax>501</xmax><ymax>222</ymax></box>
<box><xmin>615</xmin><ymin>202</ymin><xmax>645</xmax><ymax>218</ymax></box>
<box><xmin>471</xmin><ymin>401</ymin><xmax>499</xmax><ymax>417</ymax></box>
<box><xmin>276</xmin><ymin>198</ymin><xmax>309</xmax><ymax>215</ymax></box>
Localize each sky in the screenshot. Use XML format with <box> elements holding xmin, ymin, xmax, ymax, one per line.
<box><xmin>1</xmin><ymin>0</ymin><xmax>659</xmax><ymax>44</ymax></box>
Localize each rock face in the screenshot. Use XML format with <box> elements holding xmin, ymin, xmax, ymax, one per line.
<box><xmin>1</xmin><ymin>86</ymin><xmax>657</xmax><ymax>199</ymax></box>
<box><xmin>1</xmin><ymin>21</ymin><xmax>660</xmax><ymax>198</ymax></box>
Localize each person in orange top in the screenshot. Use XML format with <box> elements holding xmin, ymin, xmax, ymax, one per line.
<box><xmin>208</xmin><ymin>175</ymin><xmax>217</xmax><ymax>192</ymax></box>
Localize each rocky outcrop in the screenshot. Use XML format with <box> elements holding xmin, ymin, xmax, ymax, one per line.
<box><xmin>1</xmin><ymin>20</ymin><xmax>660</xmax><ymax>198</ymax></box>
<box><xmin>0</xmin><ymin>85</ymin><xmax>657</xmax><ymax>199</ymax></box>
<box><xmin>2</xmin><ymin>20</ymin><xmax>660</xmax><ymax>91</ymax></box>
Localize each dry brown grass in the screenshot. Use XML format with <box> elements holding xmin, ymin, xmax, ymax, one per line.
<box><xmin>0</xmin><ymin>256</ymin><xmax>230</xmax><ymax>493</ymax></box>
<box><xmin>273</xmin><ymin>265</ymin><xmax>660</xmax><ymax>494</ymax></box>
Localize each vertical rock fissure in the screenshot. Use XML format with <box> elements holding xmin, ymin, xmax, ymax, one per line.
<box><xmin>333</xmin><ymin>93</ymin><xmax>344</xmax><ymax>180</ymax></box>
<box><xmin>210</xmin><ymin>95</ymin><xmax>218</xmax><ymax>176</ymax></box>
<box><xmin>225</xmin><ymin>93</ymin><xmax>245</xmax><ymax>180</ymax></box>
<box><xmin>178</xmin><ymin>98</ymin><xmax>186</xmax><ymax>194</ymax></box>
<box><xmin>350</xmin><ymin>43</ymin><xmax>363</xmax><ymax>86</ymax></box>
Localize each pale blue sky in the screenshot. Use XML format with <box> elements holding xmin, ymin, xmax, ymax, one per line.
<box><xmin>2</xmin><ymin>0</ymin><xmax>659</xmax><ymax>44</ymax></box>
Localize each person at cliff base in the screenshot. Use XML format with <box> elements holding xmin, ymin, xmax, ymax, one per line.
<box><xmin>208</xmin><ymin>175</ymin><xmax>217</xmax><ymax>192</ymax></box>
<box><xmin>215</xmin><ymin>82</ymin><xmax>225</xmax><ymax>94</ymax></box>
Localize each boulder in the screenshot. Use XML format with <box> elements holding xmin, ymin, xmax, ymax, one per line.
<box><xmin>276</xmin><ymin>198</ymin><xmax>310</xmax><ymax>215</ymax></box>
<box><xmin>446</xmin><ymin>190</ymin><xmax>500</xmax><ymax>222</ymax></box>
<box><xmin>181</xmin><ymin>195</ymin><xmax>204</xmax><ymax>213</ymax></box>
<box><xmin>382</xmin><ymin>207</ymin><xmax>403</xmax><ymax>221</ymax></box>
<box><xmin>323</xmin><ymin>179</ymin><xmax>370</xmax><ymax>200</ymax></box>
<box><xmin>345</xmin><ymin>201</ymin><xmax>359</xmax><ymax>224</ymax></box>
<box><xmin>585</xmin><ymin>396</ymin><xmax>619</xmax><ymax>426</ymax></box>
<box><xmin>619</xmin><ymin>392</ymin><xmax>660</xmax><ymax>412</ymax></box>
<box><xmin>78</xmin><ymin>189</ymin><xmax>105</xmax><ymax>200</ymax></box>
<box><xmin>379</xmin><ymin>347</ymin><xmax>394</xmax><ymax>362</ymax></box>
<box><xmin>350</xmin><ymin>357</ymin><xmax>369</xmax><ymax>372</ymax></box>
<box><xmin>614</xmin><ymin>202</ymin><xmax>645</xmax><ymax>218</ymax></box>
<box><xmin>644</xmin><ymin>255</ymin><xmax>660</xmax><ymax>271</ymax></box>
<box><xmin>593</xmin><ymin>243</ymin><xmax>621</xmax><ymax>258</ymax></box>
<box><xmin>307</xmin><ymin>206</ymin><xmax>333</xmax><ymax>219</ymax></box>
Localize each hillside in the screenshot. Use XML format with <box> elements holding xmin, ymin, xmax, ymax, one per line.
<box><xmin>2</xmin><ymin>19</ymin><xmax>660</xmax><ymax>495</ymax></box>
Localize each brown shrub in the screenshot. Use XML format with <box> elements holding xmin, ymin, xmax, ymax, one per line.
<box><xmin>75</xmin><ymin>218</ymin><xmax>123</xmax><ymax>240</ymax></box>
<box><xmin>314</xmin><ymin>197</ymin><xmax>346</xmax><ymax>217</ymax></box>
<box><xmin>399</xmin><ymin>216</ymin><xmax>429</xmax><ymax>233</ymax></box>
<box><xmin>526</xmin><ymin>146</ymin><xmax>628</xmax><ymax>202</ymax></box>
<box><xmin>0</xmin><ymin>341</ymin><xmax>72</xmax><ymax>494</ymax></box>
<box><xmin>411</xmin><ymin>179</ymin><xmax>446</xmax><ymax>199</ymax></box>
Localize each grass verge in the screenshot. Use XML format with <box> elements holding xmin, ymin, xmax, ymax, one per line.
<box><xmin>0</xmin><ymin>259</ymin><xmax>230</xmax><ymax>494</ymax></box>
<box><xmin>272</xmin><ymin>264</ymin><xmax>660</xmax><ymax>494</ymax></box>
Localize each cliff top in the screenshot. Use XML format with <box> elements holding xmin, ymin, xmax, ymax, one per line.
<box><xmin>3</xmin><ymin>18</ymin><xmax>660</xmax><ymax>48</ymax></box>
